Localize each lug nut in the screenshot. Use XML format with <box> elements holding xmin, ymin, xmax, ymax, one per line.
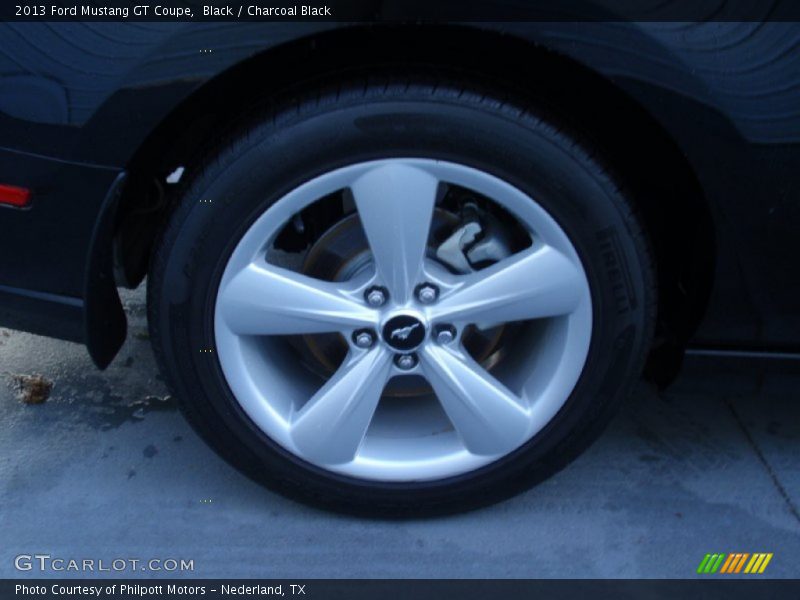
<box><xmin>394</xmin><ymin>353</ymin><xmax>418</xmax><ymax>370</ymax></box>
<box><xmin>365</xmin><ymin>286</ymin><xmax>388</xmax><ymax>307</ymax></box>
<box><xmin>434</xmin><ymin>324</ymin><xmax>457</xmax><ymax>345</ymax></box>
<box><xmin>353</xmin><ymin>329</ymin><xmax>375</xmax><ymax>349</ymax></box>
<box><xmin>415</xmin><ymin>283</ymin><xmax>439</xmax><ymax>304</ymax></box>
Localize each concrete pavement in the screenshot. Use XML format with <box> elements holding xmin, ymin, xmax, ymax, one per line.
<box><xmin>1</xmin><ymin>286</ymin><xmax>798</xmax><ymax>578</ymax></box>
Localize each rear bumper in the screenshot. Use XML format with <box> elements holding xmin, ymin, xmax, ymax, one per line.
<box><xmin>0</xmin><ymin>146</ymin><xmax>120</xmax><ymax>295</ymax></box>
<box><xmin>0</xmin><ymin>147</ymin><xmax>126</xmax><ymax>365</ymax></box>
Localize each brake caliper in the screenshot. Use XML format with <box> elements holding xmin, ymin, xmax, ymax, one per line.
<box><xmin>435</xmin><ymin>202</ymin><xmax>513</xmax><ymax>273</ymax></box>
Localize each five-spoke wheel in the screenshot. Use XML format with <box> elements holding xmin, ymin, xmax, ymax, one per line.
<box><xmin>214</xmin><ymin>159</ymin><xmax>592</xmax><ymax>481</ymax></box>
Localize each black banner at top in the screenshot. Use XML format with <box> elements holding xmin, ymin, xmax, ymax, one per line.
<box><xmin>3</xmin><ymin>0</ymin><xmax>800</xmax><ymax>22</ymax></box>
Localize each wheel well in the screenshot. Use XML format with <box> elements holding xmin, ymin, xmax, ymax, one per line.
<box><xmin>114</xmin><ymin>24</ymin><xmax>714</xmax><ymax>383</ymax></box>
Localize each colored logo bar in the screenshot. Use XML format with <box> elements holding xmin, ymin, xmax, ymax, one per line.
<box><xmin>697</xmin><ymin>553</ymin><xmax>773</xmax><ymax>574</ymax></box>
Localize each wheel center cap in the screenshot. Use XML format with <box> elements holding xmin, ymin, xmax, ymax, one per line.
<box><xmin>382</xmin><ymin>314</ymin><xmax>426</xmax><ymax>351</ymax></box>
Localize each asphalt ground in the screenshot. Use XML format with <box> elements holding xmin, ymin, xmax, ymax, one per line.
<box><xmin>1</xmin><ymin>286</ymin><xmax>799</xmax><ymax>578</ymax></box>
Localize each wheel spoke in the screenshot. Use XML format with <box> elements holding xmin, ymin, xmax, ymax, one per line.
<box><xmin>290</xmin><ymin>348</ymin><xmax>392</xmax><ymax>464</ymax></box>
<box><xmin>429</xmin><ymin>244</ymin><xmax>586</xmax><ymax>325</ymax></box>
<box><xmin>351</xmin><ymin>163</ymin><xmax>439</xmax><ymax>303</ymax></box>
<box><xmin>421</xmin><ymin>345</ymin><xmax>530</xmax><ymax>456</ymax></box>
<box><xmin>218</xmin><ymin>262</ymin><xmax>377</xmax><ymax>336</ymax></box>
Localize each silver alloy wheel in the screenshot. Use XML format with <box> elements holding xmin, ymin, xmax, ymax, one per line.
<box><xmin>214</xmin><ymin>159</ymin><xmax>592</xmax><ymax>482</ymax></box>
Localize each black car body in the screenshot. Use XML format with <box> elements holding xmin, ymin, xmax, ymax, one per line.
<box><xmin>2</xmin><ymin>21</ymin><xmax>798</xmax><ymax>373</ymax></box>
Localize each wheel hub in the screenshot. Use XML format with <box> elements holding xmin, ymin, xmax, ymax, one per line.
<box><xmin>381</xmin><ymin>313</ymin><xmax>427</xmax><ymax>351</ymax></box>
<box><xmin>299</xmin><ymin>209</ymin><xmax>502</xmax><ymax>379</ymax></box>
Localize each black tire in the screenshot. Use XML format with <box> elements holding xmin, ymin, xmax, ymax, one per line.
<box><xmin>148</xmin><ymin>74</ymin><xmax>656</xmax><ymax>516</ymax></box>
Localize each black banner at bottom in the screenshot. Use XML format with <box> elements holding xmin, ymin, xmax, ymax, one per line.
<box><xmin>4</xmin><ymin>579</ymin><xmax>800</xmax><ymax>600</ymax></box>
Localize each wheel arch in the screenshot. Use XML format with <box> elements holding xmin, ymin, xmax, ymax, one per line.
<box><xmin>97</xmin><ymin>24</ymin><xmax>714</xmax><ymax>381</ymax></box>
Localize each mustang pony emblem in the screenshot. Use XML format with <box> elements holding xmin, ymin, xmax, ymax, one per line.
<box><xmin>391</xmin><ymin>323</ymin><xmax>421</xmax><ymax>341</ymax></box>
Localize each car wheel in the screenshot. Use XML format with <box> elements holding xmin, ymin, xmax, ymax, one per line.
<box><xmin>148</xmin><ymin>75</ymin><xmax>655</xmax><ymax>515</ymax></box>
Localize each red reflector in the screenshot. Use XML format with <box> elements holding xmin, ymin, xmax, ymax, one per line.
<box><xmin>0</xmin><ymin>184</ymin><xmax>31</xmax><ymax>207</ymax></box>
